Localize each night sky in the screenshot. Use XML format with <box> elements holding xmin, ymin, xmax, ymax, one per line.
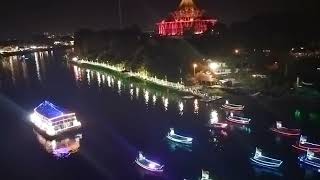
<box><xmin>0</xmin><ymin>0</ymin><xmax>318</xmax><ymax>39</ymax></box>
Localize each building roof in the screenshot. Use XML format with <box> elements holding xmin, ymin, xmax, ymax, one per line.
<box><xmin>179</xmin><ymin>0</ymin><xmax>197</xmax><ymax>9</ymax></box>
<box><xmin>35</xmin><ymin>101</ymin><xmax>69</xmax><ymax>119</ymax></box>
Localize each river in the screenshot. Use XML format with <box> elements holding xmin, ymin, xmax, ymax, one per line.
<box><xmin>0</xmin><ymin>49</ymin><xmax>319</xmax><ymax>180</ymax></box>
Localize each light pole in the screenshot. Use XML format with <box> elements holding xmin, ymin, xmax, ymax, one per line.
<box><xmin>193</xmin><ymin>63</ymin><xmax>198</xmax><ymax>77</ymax></box>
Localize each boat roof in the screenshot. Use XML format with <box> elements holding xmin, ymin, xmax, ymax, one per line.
<box><xmin>35</xmin><ymin>101</ymin><xmax>70</xmax><ymax>120</ymax></box>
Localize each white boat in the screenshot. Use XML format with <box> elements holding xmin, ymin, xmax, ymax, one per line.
<box><xmin>30</xmin><ymin>101</ymin><xmax>81</xmax><ymax>136</ymax></box>
<box><xmin>226</xmin><ymin>113</ymin><xmax>251</xmax><ymax>125</ymax></box>
<box><xmin>222</xmin><ymin>100</ymin><xmax>244</xmax><ymax>111</ymax></box>
<box><xmin>292</xmin><ymin>136</ymin><xmax>320</xmax><ymax>153</ymax></box>
<box><xmin>200</xmin><ymin>170</ymin><xmax>213</xmax><ymax>180</ymax></box>
<box><xmin>250</xmin><ymin>148</ymin><xmax>283</xmax><ymax>168</ymax></box>
<box><xmin>298</xmin><ymin>150</ymin><xmax>320</xmax><ymax>170</ymax></box>
<box><xmin>167</xmin><ymin>128</ymin><xmax>193</xmax><ymax>145</ymax></box>
<box><xmin>135</xmin><ymin>152</ymin><xmax>164</xmax><ymax>172</ymax></box>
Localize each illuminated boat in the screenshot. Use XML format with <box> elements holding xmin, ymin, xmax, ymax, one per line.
<box><xmin>200</xmin><ymin>170</ymin><xmax>213</xmax><ymax>180</ymax></box>
<box><xmin>208</xmin><ymin>110</ymin><xmax>228</xmax><ymax>129</ymax></box>
<box><xmin>250</xmin><ymin>148</ymin><xmax>283</xmax><ymax>168</ymax></box>
<box><xmin>270</xmin><ymin>121</ymin><xmax>301</xmax><ymax>136</ymax></box>
<box><xmin>222</xmin><ymin>100</ymin><xmax>244</xmax><ymax>111</ymax></box>
<box><xmin>182</xmin><ymin>95</ymin><xmax>195</xmax><ymax>100</ymax></box>
<box><xmin>226</xmin><ymin>113</ymin><xmax>251</xmax><ymax>125</ymax></box>
<box><xmin>199</xmin><ymin>96</ymin><xmax>222</xmax><ymax>103</ymax></box>
<box><xmin>34</xmin><ymin>130</ymin><xmax>82</xmax><ymax>159</ymax></box>
<box><xmin>292</xmin><ymin>136</ymin><xmax>320</xmax><ymax>153</ymax></box>
<box><xmin>30</xmin><ymin>101</ymin><xmax>81</xmax><ymax>136</ymax></box>
<box><xmin>135</xmin><ymin>152</ymin><xmax>164</xmax><ymax>172</ymax></box>
<box><xmin>298</xmin><ymin>150</ymin><xmax>320</xmax><ymax>170</ymax></box>
<box><xmin>167</xmin><ymin>128</ymin><xmax>193</xmax><ymax>145</ymax></box>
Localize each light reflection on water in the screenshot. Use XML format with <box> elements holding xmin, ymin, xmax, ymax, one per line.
<box><xmin>34</xmin><ymin>130</ymin><xmax>82</xmax><ymax>159</ymax></box>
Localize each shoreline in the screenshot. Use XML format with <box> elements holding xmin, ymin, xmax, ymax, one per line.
<box><xmin>68</xmin><ymin>59</ymin><xmax>228</xmax><ymax>99</ymax></box>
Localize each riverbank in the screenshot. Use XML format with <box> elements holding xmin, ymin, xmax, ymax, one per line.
<box><xmin>0</xmin><ymin>45</ymin><xmax>72</xmax><ymax>57</ymax></box>
<box><xmin>69</xmin><ymin>59</ymin><xmax>227</xmax><ymax>99</ymax></box>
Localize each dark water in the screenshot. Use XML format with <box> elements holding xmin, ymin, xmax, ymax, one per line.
<box><xmin>0</xmin><ymin>50</ymin><xmax>320</xmax><ymax>180</ymax></box>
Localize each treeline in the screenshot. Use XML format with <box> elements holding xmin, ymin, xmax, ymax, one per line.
<box><xmin>74</xmin><ymin>12</ymin><xmax>320</xmax><ymax>81</ymax></box>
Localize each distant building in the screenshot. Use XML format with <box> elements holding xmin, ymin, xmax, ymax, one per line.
<box><xmin>156</xmin><ymin>0</ymin><xmax>217</xmax><ymax>37</ymax></box>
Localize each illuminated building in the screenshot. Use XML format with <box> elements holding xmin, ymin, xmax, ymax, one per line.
<box><xmin>30</xmin><ymin>101</ymin><xmax>81</xmax><ymax>136</ymax></box>
<box><xmin>156</xmin><ymin>0</ymin><xmax>217</xmax><ymax>36</ymax></box>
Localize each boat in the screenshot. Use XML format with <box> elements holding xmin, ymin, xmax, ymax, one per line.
<box><xmin>167</xmin><ymin>128</ymin><xmax>193</xmax><ymax>145</ymax></box>
<box><xmin>222</xmin><ymin>100</ymin><xmax>244</xmax><ymax>111</ymax></box>
<box><xmin>298</xmin><ymin>150</ymin><xmax>320</xmax><ymax>170</ymax></box>
<box><xmin>226</xmin><ymin>113</ymin><xmax>251</xmax><ymax>125</ymax></box>
<box><xmin>30</xmin><ymin>101</ymin><xmax>81</xmax><ymax>136</ymax></box>
<box><xmin>181</xmin><ymin>95</ymin><xmax>195</xmax><ymax>100</ymax></box>
<box><xmin>200</xmin><ymin>170</ymin><xmax>213</xmax><ymax>180</ymax></box>
<box><xmin>135</xmin><ymin>152</ymin><xmax>164</xmax><ymax>172</ymax></box>
<box><xmin>208</xmin><ymin>110</ymin><xmax>228</xmax><ymax>129</ymax></box>
<box><xmin>199</xmin><ymin>96</ymin><xmax>222</xmax><ymax>103</ymax></box>
<box><xmin>270</xmin><ymin>121</ymin><xmax>301</xmax><ymax>136</ymax></box>
<box><xmin>292</xmin><ymin>136</ymin><xmax>320</xmax><ymax>153</ymax></box>
<box><xmin>250</xmin><ymin>148</ymin><xmax>283</xmax><ymax>168</ymax></box>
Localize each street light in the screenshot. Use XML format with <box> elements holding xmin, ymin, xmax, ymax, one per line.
<box><xmin>193</xmin><ymin>63</ymin><xmax>198</xmax><ymax>76</ymax></box>
<box><xmin>209</xmin><ymin>62</ymin><xmax>219</xmax><ymax>71</ymax></box>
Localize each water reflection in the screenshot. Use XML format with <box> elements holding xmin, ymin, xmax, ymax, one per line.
<box><xmin>86</xmin><ymin>69</ymin><xmax>91</xmax><ymax>85</ymax></box>
<box><xmin>178</xmin><ymin>101</ymin><xmax>184</xmax><ymax>115</ymax></box>
<box><xmin>152</xmin><ymin>94</ymin><xmax>157</xmax><ymax>106</ymax></box>
<box><xmin>144</xmin><ymin>89</ymin><xmax>149</xmax><ymax>105</ymax></box>
<box><xmin>194</xmin><ymin>99</ymin><xmax>199</xmax><ymax>114</ymax></box>
<box><xmin>34</xmin><ymin>130</ymin><xmax>82</xmax><ymax>159</ymax></box>
<box><xmin>34</xmin><ymin>52</ymin><xmax>42</xmax><ymax>81</ymax></box>
<box><xmin>167</xmin><ymin>140</ymin><xmax>192</xmax><ymax>152</ymax></box>
<box><xmin>162</xmin><ymin>97</ymin><xmax>169</xmax><ymax>111</ymax></box>
<box><xmin>117</xmin><ymin>80</ymin><xmax>122</xmax><ymax>95</ymax></box>
<box><xmin>210</xmin><ymin>110</ymin><xmax>219</xmax><ymax>124</ymax></box>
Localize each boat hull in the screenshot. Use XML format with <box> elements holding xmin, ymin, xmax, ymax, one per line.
<box><xmin>250</xmin><ymin>158</ymin><xmax>282</xmax><ymax>168</ymax></box>
<box><xmin>226</xmin><ymin>117</ymin><xmax>250</xmax><ymax>125</ymax></box>
<box><xmin>31</xmin><ymin>122</ymin><xmax>81</xmax><ymax>140</ymax></box>
<box><xmin>270</xmin><ymin>127</ymin><xmax>300</xmax><ymax>136</ymax></box>
<box><xmin>167</xmin><ymin>135</ymin><xmax>192</xmax><ymax>145</ymax></box>
<box><xmin>135</xmin><ymin>160</ymin><xmax>164</xmax><ymax>173</ymax></box>
<box><xmin>292</xmin><ymin>144</ymin><xmax>320</xmax><ymax>153</ymax></box>
<box><xmin>222</xmin><ymin>104</ymin><xmax>244</xmax><ymax>111</ymax></box>
<box><xmin>298</xmin><ymin>156</ymin><xmax>320</xmax><ymax>169</ymax></box>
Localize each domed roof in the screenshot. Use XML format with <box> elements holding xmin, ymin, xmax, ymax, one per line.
<box><xmin>179</xmin><ymin>0</ymin><xmax>198</xmax><ymax>9</ymax></box>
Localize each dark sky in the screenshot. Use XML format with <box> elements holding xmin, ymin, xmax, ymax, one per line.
<box><xmin>0</xmin><ymin>0</ymin><xmax>317</xmax><ymax>39</ymax></box>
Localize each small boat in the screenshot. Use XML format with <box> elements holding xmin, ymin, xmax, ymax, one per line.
<box><xmin>250</xmin><ymin>148</ymin><xmax>283</xmax><ymax>168</ymax></box>
<box><xmin>222</xmin><ymin>100</ymin><xmax>244</xmax><ymax>111</ymax></box>
<box><xmin>208</xmin><ymin>110</ymin><xmax>228</xmax><ymax>129</ymax></box>
<box><xmin>298</xmin><ymin>150</ymin><xmax>320</xmax><ymax>170</ymax></box>
<box><xmin>181</xmin><ymin>95</ymin><xmax>195</xmax><ymax>100</ymax></box>
<box><xmin>167</xmin><ymin>128</ymin><xmax>193</xmax><ymax>145</ymax></box>
<box><xmin>292</xmin><ymin>136</ymin><xmax>320</xmax><ymax>153</ymax></box>
<box><xmin>135</xmin><ymin>152</ymin><xmax>164</xmax><ymax>172</ymax></box>
<box><xmin>199</xmin><ymin>96</ymin><xmax>222</xmax><ymax>103</ymax></box>
<box><xmin>226</xmin><ymin>113</ymin><xmax>251</xmax><ymax>125</ymax></box>
<box><xmin>270</xmin><ymin>121</ymin><xmax>301</xmax><ymax>136</ymax></box>
<box><xmin>200</xmin><ymin>170</ymin><xmax>213</xmax><ymax>180</ymax></box>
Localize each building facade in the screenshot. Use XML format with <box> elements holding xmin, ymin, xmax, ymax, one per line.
<box><xmin>156</xmin><ymin>0</ymin><xmax>217</xmax><ymax>37</ymax></box>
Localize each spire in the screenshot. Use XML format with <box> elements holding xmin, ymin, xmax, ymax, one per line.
<box><xmin>179</xmin><ymin>0</ymin><xmax>197</xmax><ymax>9</ymax></box>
